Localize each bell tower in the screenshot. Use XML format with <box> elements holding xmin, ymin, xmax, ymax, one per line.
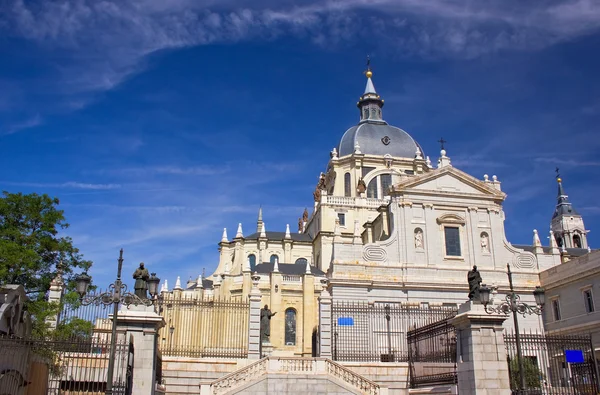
<box><xmin>551</xmin><ymin>171</ymin><xmax>588</xmax><ymax>249</ymax></box>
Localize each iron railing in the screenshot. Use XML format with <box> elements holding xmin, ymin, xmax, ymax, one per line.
<box><xmin>331</xmin><ymin>301</ymin><xmax>457</xmax><ymax>362</ymax></box>
<box><xmin>0</xmin><ymin>335</ymin><xmax>132</xmax><ymax>395</ymax></box>
<box><xmin>58</xmin><ymin>289</ymin><xmax>120</xmax><ymax>336</ymax></box>
<box><xmin>407</xmin><ymin>318</ymin><xmax>457</xmax><ymax>388</ymax></box>
<box><xmin>158</xmin><ymin>296</ymin><xmax>249</xmax><ymax>358</ymax></box>
<box><xmin>504</xmin><ymin>332</ymin><xmax>599</xmax><ymax>395</ymax></box>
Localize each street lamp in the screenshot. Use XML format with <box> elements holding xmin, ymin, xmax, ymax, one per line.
<box><xmin>479</xmin><ymin>263</ymin><xmax>545</xmax><ymax>394</ymax></box>
<box><xmin>75</xmin><ymin>249</ymin><xmax>160</xmax><ymax>395</ymax></box>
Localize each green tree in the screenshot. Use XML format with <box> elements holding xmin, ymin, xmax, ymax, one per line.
<box><xmin>0</xmin><ymin>191</ymin><xmax>92</xmax><ymax>337</ymax></box>
<box><xmin>509</xmin><ymin>357</ymin><xmax>543</xmax><ymax>390</ymax></box>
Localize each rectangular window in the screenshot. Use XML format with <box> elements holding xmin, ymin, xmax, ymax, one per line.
<box><xmin>552</xmin><ymin>299</ymin><xmax>561</xmax><ymax>321</ymax></box>
<box><xmin>337</xmin><ymin>213</ymin><xmax>346</xmax><ymax>227</ymax></box>
<box><xmin>444</xmin><ymin>227</ymin><xmax>461</xmax><ymax>256</ymax></box>
<box><xmin>584</xmin><ymin>289</ymin><xmax>595</xmax><ymax>313</ymax></box>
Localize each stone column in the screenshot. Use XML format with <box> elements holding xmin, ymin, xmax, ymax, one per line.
<box><xmin>318</xmin><ymin>280</ymin><xmax>332</xmax><ymax>358</ymax></box>
<box><xmin>46</xmin><ymin>269</ymin><xmax>65</xmax><ymax>330</ymax></box>
<box><xmin>116</xmin><ymin>304</ymin><xmax>165</xmax><ymax>395</ymax></box>
<box><xmin>248</xmin><ymin>274</ymin><xmax>262</xmax><ymax>360</ymax></box>
<box><xmin>450</xmin><ymin>301</ymin><xmax>511</xmax><ymax>395</ymax></box>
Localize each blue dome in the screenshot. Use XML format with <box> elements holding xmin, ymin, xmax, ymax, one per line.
<box><xmin>338</xmin><ymin>121</ymin><xmax>423</xmax><ymax>158</ymax></box>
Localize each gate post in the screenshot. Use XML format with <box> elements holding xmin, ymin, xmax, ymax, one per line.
<box><xmin>116</xmin><ymin>305</ymin><xmax>165</xmax><ymax>395</ymax></box>
<box><xmin>450</xmin><ymin>301</ymin><xmax>511</xmax><ymax>395</ymax></box>
<box><xmin>318</xmin><ymin>279</ymin><xmax>332</xmax><ymax>358</ymax></box>
<box><xmin>248</xmin><ymin>274</ymin><xmax>262</xmax><ymax>360</ymax></box>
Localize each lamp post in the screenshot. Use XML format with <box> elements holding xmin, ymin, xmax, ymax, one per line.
<box><xmin>75</xmin><ymin>249</ymin><xmax>160</xmax><ymax>395</ymax></box>
<box><xmin>479</xmin><ymin>263</ymin><xmax>545</xmax><ymax>394</ymax></box>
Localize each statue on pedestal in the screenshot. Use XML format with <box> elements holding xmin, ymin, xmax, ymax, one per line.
<box><xmin>467</xmin><ymin>265</ymin><xmax>482</xmax><ymax>301</ymax></box>
<box><xmin>357</xmin><ymin>178</ymin><xmax>367</xmax><ymax>194</ymax></box>
<box><xmin>260</xmin><ymin>304</ymin><xmax>276</xmax><ymax>342</ymax></box>
<box><xmin>133</xmin><ymin>262</ymin><xmax>150</xmax><ymax>299</ymax></box>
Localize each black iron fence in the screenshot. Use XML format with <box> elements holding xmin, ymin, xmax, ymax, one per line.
<box><xmin>407</xmin><ymin>318</ymin><xmax>457</xmax><ymax>388</ymax></box>
<box><xmin>58</xmin><ymin>289</ymin><xmax>120</xmax><ymax>336</ymax></box>
<box><xmin>505</xmin><ymin>332</ymin><xmax>600</xmax><ymax>395</ymax></box>
<box><xmin>0</xmin><ymin>335</ymin><xmax>132</xmax><ymax>395</ymax></box>
<box><xmin>158</xmin><ymin>296</ymin><xmax>249</xmax><ymax>358</ymax></box>
<box><xmin>331</xmin><ymin>301</ymin><xmax>457</xmax><ymax>362</ymax></box>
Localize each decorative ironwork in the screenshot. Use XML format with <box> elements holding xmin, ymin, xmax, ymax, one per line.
<box><xmin>331</xmin><ymin>301</ymin><xmax>457</xmax><ymax>362</ymax></box>
<box><xmin>0</xmin><ymin>335</ymin><xmax>132</xmax><ymax>395</ymax></box>
<box><xmin>407</xmin><ymin>318</ymin><xmax>457</xmax><ymax>388</ymax></box>
<box><xmin>483</xmin><ymin>292</ymin><xmax>543</xmax><ymax>317</ymax></box>
<box><xmin>504</xmin><ymin>332</ymin><xmax>599</xmax><ymax>394</ymax></box>
<box><xmin>158</xmin><ymin>296</ymin><xmax>249</xmax><ymax>359</ymax></box>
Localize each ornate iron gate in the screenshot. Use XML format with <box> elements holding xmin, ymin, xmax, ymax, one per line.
<box><xmin>331</xmin><ymin>301</ymin><xmax>457</xmax><ymax>362</ymax></box>
<box><xmin>504</xmin><ymin>332</ymin><xmax>600</xmax><ymax>395</ymax></box>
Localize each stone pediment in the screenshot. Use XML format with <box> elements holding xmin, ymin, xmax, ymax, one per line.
<box><xmin>390</xmin><ymin>166</ymin><xmax>506</xmax><ymax>201</ymax></box>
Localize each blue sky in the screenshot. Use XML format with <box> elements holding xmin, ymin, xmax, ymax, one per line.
<box><xmin>1</xmin><ymin>0</ymin><xmax>600</xmax><ymax>290</ymax></box>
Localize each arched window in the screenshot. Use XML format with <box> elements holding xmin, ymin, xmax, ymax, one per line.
<box><xmin>344</xmin><ymin>173</ymin><xmax>351</xmax><ymax>197</ymax></box>
<box><xmin>295</xmin><ymin>258</ymin><xmax>308</xmax><ymax>265</ymax></box>
<box><xmin>270</xmin><ymin>254</ymin><xmax>279</xmax><ymax>265</ymax></box>
<box><xmin>367</xmin><ymin>178</ymin><xmax>378</xmax><ymax>198</ymax></box>
<box><xmin>248</xmin><ymin>254</ymin><xmax>256</xmax><ymax>271</ymax></box>
<box><xmin>573</xmin><ymin>234</ymin><xmax>582</xmax><ymax>248</ymax></box>
<box><xmin>380</xmin><ymin>174</ymin><xmax>392</xmax><ymax>196</ymax></box>
<box><xmin>555</xmin><ymin>234</ymin><xmax>563</xmax><ymax>248</ymax></box>
<box><xmin>366</xmin><ymin>173</ymin><xmax>393</xmax><ymax>199</ymax></box>
<box><xmin>285</xmin><ymin>308</ymin><xmax>297</xmax><ymax>345</ymax></box>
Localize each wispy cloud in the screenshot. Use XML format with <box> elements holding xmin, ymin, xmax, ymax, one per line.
<box><xmin>2</xmin><ymin>0</ymin><xmax>599</xmax><ymax>101</ymax></box>
<box><xmin>2</xmin><ymin>181</ymin><xmax>122</xmax><ymax>190</ymax></box>
<box><xmin>534</xmin><ymin>158</ymin><xmax>600</xmax><ymax>167</ymax></box>
<box><xmin>3</xmin><ymin>114</ymin><xmax>42</xmax><ymax>135</ymax></box>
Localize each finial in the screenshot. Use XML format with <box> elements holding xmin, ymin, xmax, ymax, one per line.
<box><xmin>221</xmin><ymin>228</ymin><xmax>228</xmax><ymax>243</ymax></box>
<box><xmin>415</xmin><ymin>147</ymin><xmax>423</xmax><ymax>160</ymax></box>
<box><xmin>197</xmin><ymin>274</ymin><xmax>204</xmax><ymax>288</ymax></box>
<box><xmin>438</xmin><ymin>137</ymin><xmax>447</xmax><ymax>151</ymax></box>
<box><xmin>273</xmin><ymin>256</ymin><xmax>279</xmax><ymax>273</ymax></box>
<box><xmin>556</xmin><ymin>167</ymin><xmax>562</xmax><ymax>183</ymax></box>
<box><xmin>484</xmin><ymin>174</ymin><xmax>489</xmax><ymax>182</ymax></box>
<box><xmin>426</xmin><ymin>156</ymin><xmax>432</xmax><ymax>167</ymax></box>
<box><xmin>260</xmin><ymin>222</ymin><xmax>266</xmax><ymax>238</ymax></box>
<box><xmin>236</xmin><ymin>223</ymin><xmax>243</xmax><ymax>238</ymax></box>
<box><xmin>258</xmin><ymin>206</ymin><xmax>263</xmax><ymax>221</ymax></box>
<box><xmin>365</xmin><ymin>55</ymin><xmax>372</xmax><ymax>79</ymax></box>
<box><xmin>174</xmin><ymin>276</ymin><xmax>182</xmax><ymax>290</ymax></box>
<box><xmin>285</xmin><ymin>224</ymin><xmax>291</xmax><ymax>239</ymax></box>
<box><xmin>354</xmin><ymin>141</ymin><xmax>361</xmax><ymax>154</ymax></box>
<box><xmin>305</xmin><ymin>259</ymin><xmax>311</xmax><ymax>274</ymax></box>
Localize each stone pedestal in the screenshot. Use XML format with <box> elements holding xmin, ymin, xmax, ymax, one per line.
<box><xmin>261</xmin><ymin>341</ymin><xmax>274</xmax><ymax>357</ymax></box>
<box><xmin>450</xmin><ymin>301</ymin><xmax>511</xmax><ymax>395</ymax></box>
<box><xmin>116</xmin><ymin>304</ymin><xmax>165</xmax><ymax>395</ymax></box>
<box><xmin>318</xmin><ymin>285</ymin><xmax>332</xmax><ymax>358</ymax></box>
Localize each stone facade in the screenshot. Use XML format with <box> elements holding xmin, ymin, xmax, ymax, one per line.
<box><xmin>540</xmin><ymin>250</ymin><xmax>600</xmax><ymax>356</ymax></box>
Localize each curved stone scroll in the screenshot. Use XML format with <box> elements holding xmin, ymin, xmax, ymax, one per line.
<box><xmin>363</xmin><ymin>245</ymin><xmax>388</xmax><ymax>263</ymax></box>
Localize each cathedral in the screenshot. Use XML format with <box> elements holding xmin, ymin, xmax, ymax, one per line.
<box><xmin>160</xmin><ymin>66</ymin><xmax>591</xmax><ymax>357</ymax></box>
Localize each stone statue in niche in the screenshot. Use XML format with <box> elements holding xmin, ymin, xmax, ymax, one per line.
<box><xmin>357</xmin><ymin>178</ymin><xmax>367</xmax><ymax>194</ymax></box>
<box><xmin>480</xmin><ymin>233</ymin><xmax>489</xmax><ymax>253</ymax></box>
<box><xmin>313</xmin><ymin>187</ymin><xmax>321</xmax><ymax>202</ymax></box>
<box><xmin>414</xmin><ymin>229</ymin><xmax>424</xmax><ymax>249</ymax></box>
<box><xmin>302</xmin><ymin>208</ymin><xmax>309</xmax><ymax>223</ymax></box>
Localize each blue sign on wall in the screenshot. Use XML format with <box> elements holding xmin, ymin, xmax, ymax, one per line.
<box><xmin>565</xmin><ymin>349</ymin><xmax>585</xmax><ymax>363</ymax></box>
<box><xmin>337</xmin><ymin>317</ymin><xmax>354</xmax><ymax>326</ymax></box>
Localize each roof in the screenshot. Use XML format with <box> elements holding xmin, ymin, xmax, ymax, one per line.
<box><xmin>552</xmin><ymin>181</ymin><xmax>579</xmax><ymax>219</ymax></box>
<box><xmin>185</xmin><ymin>278</ymin><xmax>214</xmax><ymax>290</ymax></box>
<box><xmin>513</xmin><ymin>244</ymin><xmax>591</xmax><ymax>258</ymax></box>
<box><xmin>245</xmin><ymin>231</ymin><xmax>312</xmax><ymax>242</ymax></box>
<box><xmin>338</xmin><ymin>121</ymin><xmax>424</xmax><ymax>158</ymax></box>
<box><xmin>254</xmin><ymin>262</ymin><xmax>325</xmax><ymax>276</ymax></box>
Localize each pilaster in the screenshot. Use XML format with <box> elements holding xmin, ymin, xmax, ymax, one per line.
<box><xmin>318</xmin><ymin>280</ymin><xmax>332</xmax><ymax>358</ymax></box>
<box><xmin>248</xmin><ymin>275</ymin><xmax>262</xmax><ymax>359</ymax></box>
<box><xmin>302</xmin><ymin>271</ymin><xmax>315</xmax><ymax>356</ymax></box>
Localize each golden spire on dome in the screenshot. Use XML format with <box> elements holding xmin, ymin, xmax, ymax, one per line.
<box><xmin>556</xmin><ymin>167</ymin><xmax>562</xmax><ymax>183</ymax></box>
<box><xmin>365</xmin><ymin>55</ymin><xmax>372</xmax><ymax>78</ymax></box>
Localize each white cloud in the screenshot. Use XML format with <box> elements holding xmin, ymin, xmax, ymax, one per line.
<box><xmin>2</xmin><ymin>0</ymin><xmax>599</xmax><ymax>101</ymax></box>
<box><xmin>2</xmin><ymin>180</ymin><xmax>122</xmax><ymax>189</ymax></box>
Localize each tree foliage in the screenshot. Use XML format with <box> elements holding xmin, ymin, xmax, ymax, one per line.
<box><xmin>509</xmin><ymin>357</ymin><xmax>543</xmax><ymax>389</ymax></box>
<box><xmin>0</xmin><ymin>191</ymin><xmax>93</xmax><ymax>337</ymax></box>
